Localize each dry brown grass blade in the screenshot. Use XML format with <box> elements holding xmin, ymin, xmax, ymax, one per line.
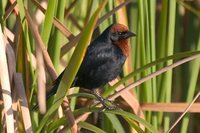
<box><xmin>31</xmin><ymin>0</ymin><xmax>75</xmax><ymax>41</ymax></box>
<box><xmin>31</xmin><ymin>0</ymin><xmax>45</xmax><ymax>13</ymax></box>
<box><xmin>9</xmin><ymin>0</ymin><xmax>18</xmax><ymax>14</ymax></box>
<box><xmin>4</xmin><ymin>19</ymin><xmax>28</xmax><ymax>132</ymax></box>
<box><xmin>0</xmin><ymin>25</ymin><xmax>14</xmax><ymax>133</ymax></box>
<box><xmin>14</xmin><ymin>73</ymin><xmax>33</xmax><ymax>132</ymax></box>
<box><xmin>109</xmin><ymin>79</ymin><xmax>144</xmax><ymax>116</ymax></box>
<box><xmin>36</xmin><ymin>44</ymin><xmax>46</xmax><ymax>113</ymax></box>
<box><xmin>61</xmin><ymin>34</ymin><xmax>81</xmax><ymax>57</ymax></box>
<box><xmin>4</xmin><ymin>1</ymin><xmax>17</xmax><ymax>20</ymax></box>
<box><xmin>60</xmin><ymin>0</ymin><xmax>132</xmax><ymax>57</ymax></box>
<box><xmin>141</xmin><ymin>103</ymin><xmax>200</xmax><ymax>112</ymax></box>
<box><xmin>53</xmin><ymin>17</ymin><xmax>76</xmax><ymax>40</ymax></box>
<box><xmin>167</xmin><ymin>91</ymin><xmax>200</xmax><ymax>133</ymax></box>
<box><xmin>4</xmin><ymin>33</ymin><xmax>16</xmax><ymax>84</ymax></box>
<box><xmin>109</xmin><ymin>78</ymin><xmax>145</xmax><ymax>130</ymax></box>
<box><xmin>68</xmin><ymin>14</ymin><xmax>83</xmax><ymax>31</ymax></box>
<box><xmin>62</xmin><ymin>97</ymin><xmax>78</xmax><ymax>133</ymax></box>
<box><xmin>5</xmin><ymin>27</ymin><xmax>14</xmax><ymax>42</ymax></box>
<box><xmin>3</xmin><ymin>34</ymin><xmax>19</xmax><ymax>132</ymax></box>
<box><xmin>25</xmin><ymin>9</ymin><xmax>57</xmax><ymax>80</ymax></box>
<box><xmin>75</xmin><ymin>112</ymin><xmax>91</xmax><ymax>128</ymax></box>
<box><xmin>64</xmin><ymin>0</ymin><xmax>78</xmax><ymax>17</ymax></box>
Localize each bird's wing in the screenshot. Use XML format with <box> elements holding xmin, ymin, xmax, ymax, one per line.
<box><xmin>47</xmin><ymin>42</ymin><xmax>112</xmax><ymax>97</ymax></box>
<box><xmin>77</xmin><ymin>42</ymin><xmax>113</xmax><ymax>75</ymax></box>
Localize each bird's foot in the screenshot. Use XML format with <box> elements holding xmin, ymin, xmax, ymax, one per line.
<box><xmin>98</xmin><ymin>98</ymin><xmax>119</xmax><ymax>112</ymax></box>
<box><xmin>92</xmin><ymin>90</ymin><xmax>119</xmax><ymax>112</ymax></box>
<box><xmin>103</xmin><ymin>98</ymin><xmax>117</xmax><ymax>109</ymax></box>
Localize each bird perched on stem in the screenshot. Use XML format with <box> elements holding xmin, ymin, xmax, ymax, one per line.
<box><xmin>37</xmin><ymin>23</ymin><xmax>135</xmax><ymax>110</ymax></box>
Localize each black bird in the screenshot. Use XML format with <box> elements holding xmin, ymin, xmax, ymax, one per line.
<box><xmin>39</xmin><ymin>23</ymin><xmax>135</xmax><ymax>110</ymax></box>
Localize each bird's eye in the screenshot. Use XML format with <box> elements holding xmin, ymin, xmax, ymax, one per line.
<box><xmin>118</xmin><ymin>32</ymin><xmax>123</xmax><ymax>35</ymax></box>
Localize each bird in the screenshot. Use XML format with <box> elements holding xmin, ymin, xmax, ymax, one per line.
<box><xmin>35</xmin><ymin>23</ymin><xmax>135</xmax><ymax>110</ymax></box>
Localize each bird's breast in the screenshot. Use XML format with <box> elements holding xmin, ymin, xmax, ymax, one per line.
<box><xmin>82</xmin><ymin>56</ymin><xmax>125</xmax><ymax>89</ymax></box>
<box><xmin>113</xmin><ymin>40</ymin><xmax>129</xmax><ymax>57</ymax></box>
<box><xmin>73</xmin><ymin>44</ymin><xmax>127</xmax><ymax>90</ymax></box>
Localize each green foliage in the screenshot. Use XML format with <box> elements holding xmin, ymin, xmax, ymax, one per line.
<box><xmin>0</xmin><ymin>0</ymin><xmax>200</xmax><ymax>133</ymax></box>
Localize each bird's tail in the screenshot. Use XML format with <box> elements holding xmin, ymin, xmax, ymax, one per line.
<box><xmin>31</xmin><ymin>76</ymin><xmax>76</xmax><ymax>111</ymax></box>
<box><xmin>46</xmin><ymin>76</ymin><xmax>77</xmax><ymax>99</ymax></box>
<box><xmin>31</xmin><ymin>82</ymin><xmax>59</xmax><ymax>111</ymax></box>
<box><xmin>46</xmin><ymin>83</ymin><xmax>59</xmax><ymax>100</ymax></box>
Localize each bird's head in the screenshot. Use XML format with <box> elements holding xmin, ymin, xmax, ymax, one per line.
<box><xmin>110</xmin><ymin>24</ymin><xmax>136</xmax><ymax>41</ymax></box>
<box><xmin>110</xmin><ymin>23</ymin><xmax>136</xmax><ymax>56</ymax></box>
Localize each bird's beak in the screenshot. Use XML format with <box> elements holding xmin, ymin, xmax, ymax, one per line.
<box><xmin>124</xmin><ymin>31</ymin><xmax>136</xmax><ymax>39</ymax></box>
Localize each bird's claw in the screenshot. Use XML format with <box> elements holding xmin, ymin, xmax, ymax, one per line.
<box><xmin>98</xmin><ymin>104</ymin><xmax>118</xmax><ymax>112</ymax></box>
<box><xmin>92</xmin><ymin>90</ymin><xmax>119</xmax><ymax>112</ymax></box>
<box><xmin>98</xmin><ymin>98</ymin><xmax>119</xmax><ymax>112</ymax></box>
